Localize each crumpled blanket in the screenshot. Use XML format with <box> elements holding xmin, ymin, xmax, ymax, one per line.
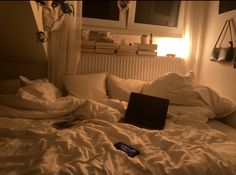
<box><xmin>143</xmin><ymin>72</ymin><xmax>236</xmax><ymax>119</ymax></box>
<box><xmin>0</xmin><ymin>73</ymin><xmax>235</xmax><ymax>174</ymax></box>
<box><xmin>0</xmin><ymin>117</ymin><xmax>235</xmax><ymax>175</ymax></box>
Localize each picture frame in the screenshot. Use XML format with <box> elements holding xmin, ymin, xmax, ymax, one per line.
<box><xmin>219</xmin><ymin>1</ymin><xmax>236</xmax><ymax>14</ymax></box>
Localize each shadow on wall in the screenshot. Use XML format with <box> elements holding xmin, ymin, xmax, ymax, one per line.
<box><xmin>0</xmin><ymin>1</ymin><xmax>47</xmax><ymax>80</ymax></box>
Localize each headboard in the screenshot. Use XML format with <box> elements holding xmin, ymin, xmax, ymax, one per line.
<box><xmin>78</xmin><ymin>53</ymin><xmax>187</xmax><ymax>81</ymax></box>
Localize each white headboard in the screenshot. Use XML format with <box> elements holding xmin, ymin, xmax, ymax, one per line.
<box><xmin>78</xmin><ymin>53</ymin><xmax>187</xmax><ymax>81</ymax></box>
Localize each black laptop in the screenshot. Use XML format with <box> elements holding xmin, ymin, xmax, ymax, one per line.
<box><xmin>124</xmin><ymin>92</ymin><xmax>169</xmax><ymax>130</ymax></box>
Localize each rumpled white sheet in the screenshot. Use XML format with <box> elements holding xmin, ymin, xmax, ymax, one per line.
<box><xmin>143</xmin><ymin>72</ymin><xmax>236</xmax><ymax>119</ymax></box>
<box><xmin>0</xmin><ymin>97</ymin><xmax>125</xmax><ymax>123</ymax></box>
<box><xmin>0</xmin><ymin>72</ymin><xmax>236</xmax><ymax>174</ymax></box>
<box><xmin>1</xmin><ymin>72</ymin><xmax>235</xmax><ymax>122</ymax></box>
<box><xmin>0</xmin><ymin>90</ymin><xmax>234</xmax><ymax>125</ymax></box>
<box><xmin>0</xmin><ymin>96</ymin><xmax>83</xmax><ymax>119</ymax></box>
<box><xmin>0</xmin><ymin>116</ymin><xmax>236</xmax><ymax>175</ymax></box>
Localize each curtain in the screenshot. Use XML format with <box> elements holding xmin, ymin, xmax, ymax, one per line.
<box><xmin>43</xmin><ymin>1</ymin><xmax>82</xmax><ymax>89</ymax></box>
<box><xmin>183</xmin><ymin>1</ymin><xmax>209</xmax><ymax>80</ymax></box>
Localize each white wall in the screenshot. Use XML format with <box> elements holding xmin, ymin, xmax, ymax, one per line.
<box><xmin>199</xmin><ymin>1</ymin><xmax>236</xmax><ymax>103</ymax></box>
<box><xmin>198</xmin><ymin>1</ymin><xmax>236</xmax><ymax>128</ymax></box>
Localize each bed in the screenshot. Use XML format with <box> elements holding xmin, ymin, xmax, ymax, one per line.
<box><xmin>0</xmin><ymin>72</ymin><xmax>236</xmax><ymax>175</ymax></box>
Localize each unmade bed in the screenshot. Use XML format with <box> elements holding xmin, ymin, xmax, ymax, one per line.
<box><xmin>0</xmin><ymin>72</ymin><xmax>236</xmax><ymax>175</ymax></box>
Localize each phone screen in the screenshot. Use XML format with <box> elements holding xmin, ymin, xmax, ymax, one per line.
<box><xmin>114</xmin><ymin>142</ymin><xmax>139</xmax><ymax>157</ymax></box>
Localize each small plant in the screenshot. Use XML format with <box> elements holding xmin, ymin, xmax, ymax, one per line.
<box><xmin>35</xmin><ymin>0</ymin><xmax>74</xmax><ymax>42</ymax></box>
<box><xmin>36</xmin><ymin>31</ymin><xmax>48</xmax><ymax>43</ymax></box>
<box><xmin>35</xmin><ymin>0</ymin><xmax>45</xmax><ymax>6</ymax></box>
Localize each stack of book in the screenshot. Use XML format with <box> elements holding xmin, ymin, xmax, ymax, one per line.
<box><xmin>81</xmin><ymin>40</ymin><xmax>95</xmax><ymax>53</ymax></box>
<box><xmin>95</xmin><ymin>42</ymin><xmax>118</xmax><ymax>54</ymax></box>
<box><xmin>136</xmin><ymin>43</ymin><xmax>158</xmax><ymax>56</ymax></box>
<box><xmin>117</xmin><ymin>44</ymin><xmax>138</xmax><ymax>56</ymax></box>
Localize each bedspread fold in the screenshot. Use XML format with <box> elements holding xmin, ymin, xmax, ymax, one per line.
<box><xmin>0</xmin><ymin>117</ymin><xmax>236</xmax><ymax>175</ymax></box>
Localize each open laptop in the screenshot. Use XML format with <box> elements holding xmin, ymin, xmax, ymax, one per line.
<box><xmin>124</xmin><ymin>92</ymin><xmax>169</xmax><ymax>130</ymax></box>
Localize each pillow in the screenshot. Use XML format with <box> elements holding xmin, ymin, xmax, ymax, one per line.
<box><xmin>63</xmin><ymin>73</ymin><xmax>108</xmax><ymax>100</ymax></box>
<box><xmin>18</xmin><ymin>75</ymin><xmax>62</xmax><ymax>101</ymax></box>
<box><xmin>143</xmin><ymin>72</ymin><xmax>236</xmax><ymax>118</ymax></box>
<box><xmin>143</xmin><ymin>72</ymin><xmax>197</xmax><ymax>105</ymax></box>
<box><xmin>107</xmin><ymin>74</ymin><xmax>146</xmax><ymax>102</ymax></box>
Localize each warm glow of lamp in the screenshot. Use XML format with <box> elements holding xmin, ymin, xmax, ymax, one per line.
<box><xmin>154</xmin><ymin>37</ymin><xmax>190</xmax><ymax>59</ymax></box>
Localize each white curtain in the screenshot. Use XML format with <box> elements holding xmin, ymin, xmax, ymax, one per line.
<box><xmin>43</xmin><ymin>1</ymin><xmax>82</xmax><ymax>89</ymax></box>
<box><xmin>183</xmin><ymin>1</ymin><xmax>209</xmax><ymax>80</ymax></box>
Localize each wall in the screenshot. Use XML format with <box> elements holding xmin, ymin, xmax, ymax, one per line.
<box><xmin>198</xmin><ymin>1</ymin><xmax>236</xmax><ymax>103</ymax></box>
<box><xmin>198</xmin><ymin>1</ymin><xmax>236</xmax><ymax>128</ymax></box>
<box><xmin>0</xmin><ymin>1</ymin><xmax>47</xmax><ymax>80</ymax></box>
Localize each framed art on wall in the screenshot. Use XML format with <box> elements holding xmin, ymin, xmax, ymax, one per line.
<box><xmin>219</xmin><ymin>1</ymin><xmax>236</xmax><ymax>14</ymax></box>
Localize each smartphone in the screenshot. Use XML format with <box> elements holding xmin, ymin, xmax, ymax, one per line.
<box><xmin>114</xmin><ymin>142</ymin><xmax>139</xmax><ymax>158</ymax></box>
<box><xmin>52</xmin><ymin>120</ymin><xmax>74</xmax><ymax>130</ymax></box>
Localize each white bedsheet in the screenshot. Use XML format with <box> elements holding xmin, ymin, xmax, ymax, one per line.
<box><xmin>0</xmin><ymin>99</ymin><xmax>236</xmax><ymax>175</ymax></box>
<box><xmin>208</xmin><ymin>119</ymin><xmax>236</xmax><ymax>142</ymax></box>
<box><xmin>0</xmin><ymin>118</ymin><xmax>235</xmax><ymax>175</ymax></box>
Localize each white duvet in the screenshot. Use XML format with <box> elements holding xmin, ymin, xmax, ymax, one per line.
<box><xmin>0</xmin><ymin>98</ymin><xmax>236</xmax><ymax>175</ymax></box>
<box><xmin>0</xmin><ymin>118</ymin><xmax>236</xmax><ymax>175</ymax></box>
<box><xmin>0</xmin><ymin>72</ymin><xmax>236</xmax><ymax>175</ymax></box>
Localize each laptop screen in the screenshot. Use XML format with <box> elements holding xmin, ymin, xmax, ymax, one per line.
<box><xmin>124</xmin><ymin>92</ymin><xmax>169</xmax><ymax>130</ymax></box>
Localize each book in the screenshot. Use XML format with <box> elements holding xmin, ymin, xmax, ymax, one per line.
<box><xmin>81</xmin><ymin>48</ymin><xmax>95</xmax><ymax>53</ymax></box>
<box><xmin>81</xmin><ymin>40</ymin><xmax>95</xmax><ymax>46</ymax></box>
<box><xmin>96</xmin><ymin>48</ymin><xmax>116</xmax><ymax>54</ymax></box>
<box><xmin>137</xmin><ymin>50</ymin><xmax>157</xmax><ymax>56</ymax></box>
<box><xmin>136</xmin><ymin>43</ymin><xmax>157</xmax><ymax>51</ymax></box>
<box><xmin>117</xmin><ymin>49</ymin><xmax>137</xmax><ymax>56</ymax></box>
<box><xmin>117</xmin><ymin>52</ymin><xmax>137</xmax><ymax>56</ymax></box>
<box><xmin>96</xmin><ymin>42</ymin><xmax>117</xmax><ymax>47</ymax></box>
<box><xmin>96</xmin><ymin>37</ymin><xmax>114</xmax><ymax>43</ymax></box>
<box><xmin>81</xmin><ymin>45</ymin><xmax>95</xmax><ymax>49</ymax></box>
<box><xmin>96</xmin><ymin>45</ymin><xmax>118</xmax><ymax>49</ymax></box>
<box><xmin>119</xmin><ymin>44</ymin><xmax>138</xmax><ymax>51</ymax></box>
<box><xmin>117</xmin><ymin>49</ymin><xmax>137</xmax><ymax>54</ymax></box>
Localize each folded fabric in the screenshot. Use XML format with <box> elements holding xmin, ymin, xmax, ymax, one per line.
<box><xmin>143</xmin><ymin>72</ymin><xmax>236</xmax><ymax>119</ymax></box>
<box><xmin>107</xmin><ymin>74</ymin><xmax>146</xmax><ymax>102</ymax></box>
<box><xmin>19</xmin><ymin>75</ymin><xmax>62</xmax><ymax>101</ymax></box>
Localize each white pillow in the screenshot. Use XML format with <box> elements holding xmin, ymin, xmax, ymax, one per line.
<box><xmin>63</xmin><ymin>73</ymin><xmax>108</xmax><ymax>100</ymax></box>
<box><xmin>107</xmin><ymin>74</ymin><xmax>146</xmax><ymax>102</ymax></box>
<box><xmin>143</xmin><ymin>72</ymin><xmax>197</xmax><ymax>105</ymax></box>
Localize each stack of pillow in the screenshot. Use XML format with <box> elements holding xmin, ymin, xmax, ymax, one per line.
<box><xmin>63</xmin><ymin>72</ymin><xmax>146</xmax><ymax>102</ymax></box>
<box><xmin>63</xmin><ymin>72</ymin><xmax>236</xmax><ymax>119</ymax></box>
<box><xmin>0</xmin><ymin>72</ymin><xmax>235</xmax><ymax>120</ymax></box>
